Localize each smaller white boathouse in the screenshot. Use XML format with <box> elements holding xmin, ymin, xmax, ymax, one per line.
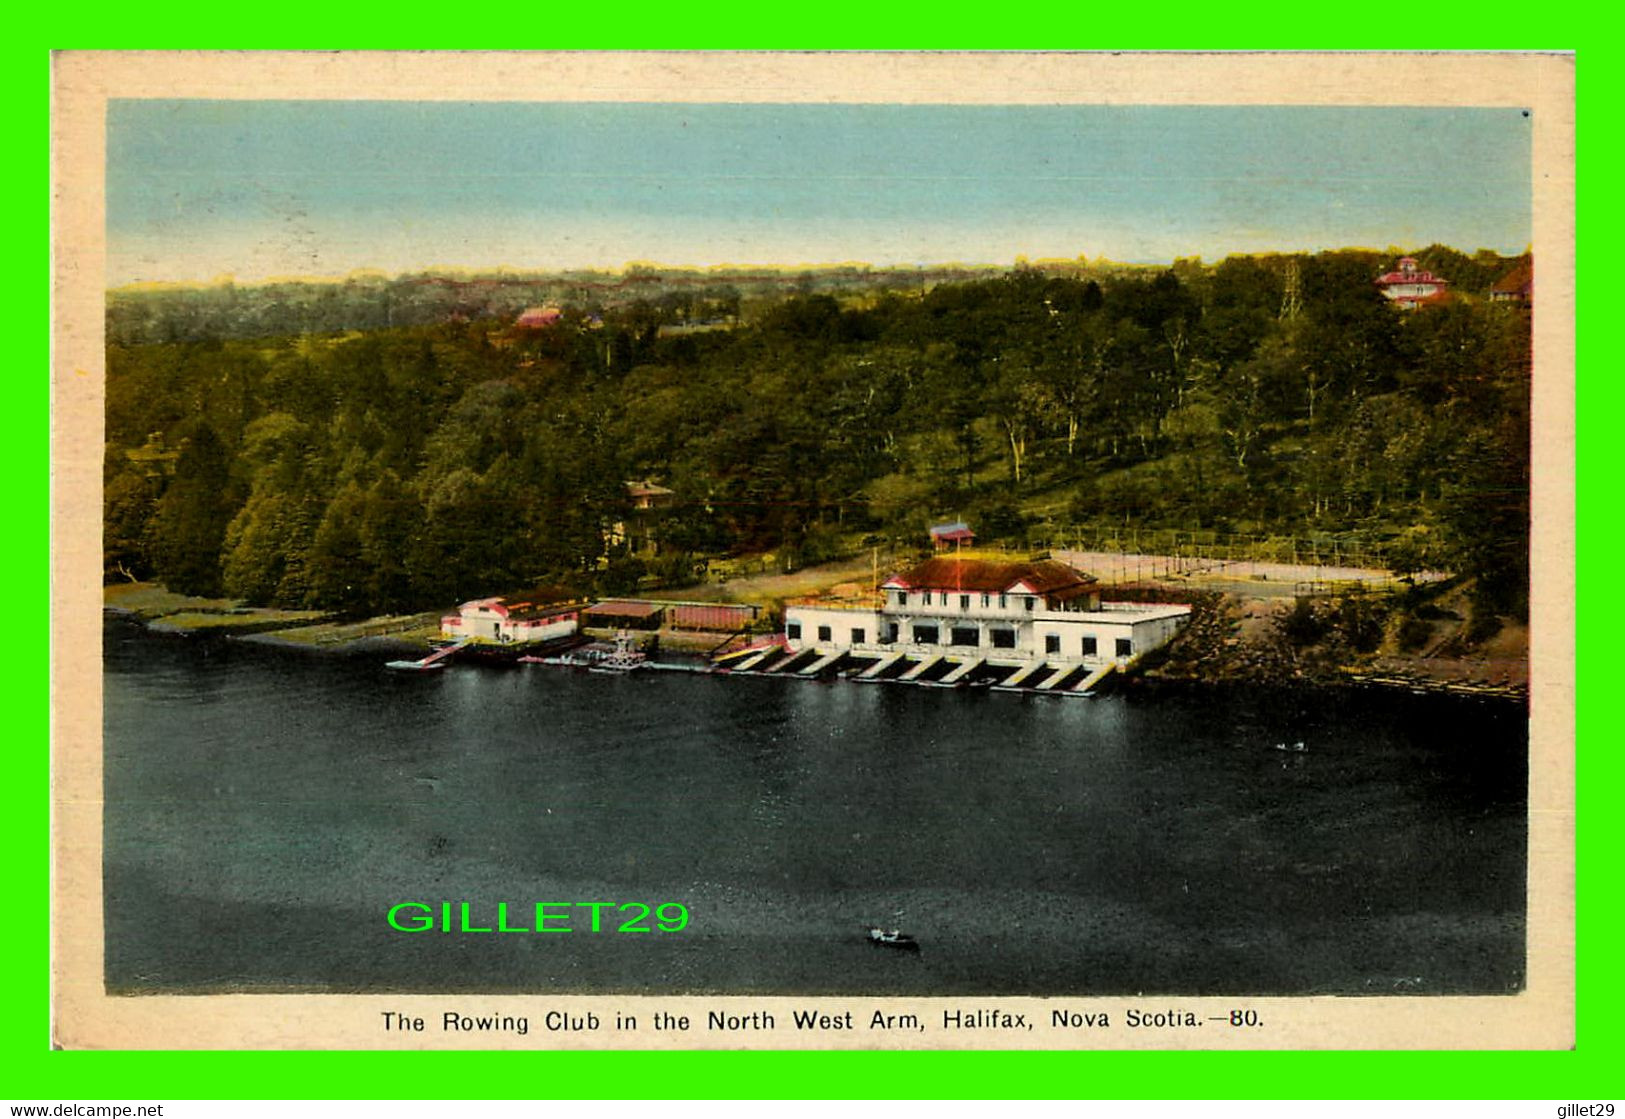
<box><xmin>440</xmin><ymin>596</ymin><xmax>583</xmax><ymax>644</ymax></box>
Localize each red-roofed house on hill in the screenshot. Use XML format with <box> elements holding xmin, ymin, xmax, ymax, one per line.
<box><xmin>514</xmin><ymin>305</ymin><xmax>563</xmax><ymax>330</ymax></box>
<box><xmin>783</xmin><ymin>555</ymin><xmax>1190</xmax><ymax>669</ymax></box>
<box><xmin>929</xmin><ymin>521</ymin><xmax>976</xmax><ymax>550</ymax></box>
<box><xmin>1375</xmin><ymin>257</ymin><xmax>1451</xmax><ymax>309</ymax></box>
<box><xmin>1490</xmin><ymin>257</ymin><xmax>1533</xmax><ymax>305</ymax></box>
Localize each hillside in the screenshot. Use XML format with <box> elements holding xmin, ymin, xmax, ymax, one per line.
<box><xmin>104</xmin><ymin>246</ymin><xmax>1532</xmax><ymax>652</ymax></box>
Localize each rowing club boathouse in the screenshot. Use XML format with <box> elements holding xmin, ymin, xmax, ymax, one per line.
<box><xmin>778</xmin><ymin>556</ymin><xmax>1191</xmax><ymax>689</ymax></box>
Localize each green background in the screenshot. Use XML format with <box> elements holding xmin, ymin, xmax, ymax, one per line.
<box><xmin>24</xmin><ymin>20</ymin><xmax>1602</xmax><ymax>1101</ymax></box>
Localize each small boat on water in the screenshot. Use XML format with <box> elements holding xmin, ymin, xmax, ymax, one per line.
<box><xmin>866</xmin><ymin>927</ymin><xmax>920</xmax><ymax>952</ymax></box>
<box><xmin>1271</xmin><ymin>740</ymin><xmax>1308</xmax><ymax>753</ymax></box>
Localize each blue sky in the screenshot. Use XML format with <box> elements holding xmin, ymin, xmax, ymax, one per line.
<box><xmin>106</xmin><ymin>101</ymin><xmax>1533</xmax><ymax>285</ymax></box>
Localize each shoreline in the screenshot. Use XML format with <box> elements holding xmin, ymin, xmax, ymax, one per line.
<box><xmin>103</xmin><ymin>579</ymin><xmax>1528</xmax><ymax>704</ymax></box>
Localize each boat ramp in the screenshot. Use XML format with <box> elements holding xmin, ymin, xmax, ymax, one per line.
<box><xmin>709</xmin><ymin>643</ymin><xmax>1122</xmax><ymax>697</ymax></box>
<box><xmin>392</xmin><ymin>634</ymin><xmax>1120</xmax><ymax>695</ymax></box>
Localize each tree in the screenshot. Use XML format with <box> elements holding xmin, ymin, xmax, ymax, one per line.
<box><xmin>306</xmin><ymin>484</ymin><xmax>373</xmax><ymax>615</ymax></box>
<box><xmin>147</xmin><ymin>422</ymin><xmax>236</xmax><ymax>596</ymax></box>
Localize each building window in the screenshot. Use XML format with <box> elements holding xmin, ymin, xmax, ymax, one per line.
<box><xmin>787</xmin><ymin>622</ymin><xmax>802</xmax><ymax>640</ymax></box>
<box><xmin>950</xmin><ymin>626</ymin><xmax>979</xmax><ymax>646</ymax></box>
<box><xmin>1024</xmin><ymin>596</ymin><xmax>1035</xmax><ymax>612</ymax></box>
<box><xmin>991</xmin><ymin>628</ymin><xmax>1016</xmax><ymax>649</ymax></box>
<box><xmin>922</xmin><ymin>591</ymin><xmax>932</xmax><ymax>606</ymax></box>
<box><xmin>895</xmin><ymin>591</ymin><xmax>908</xmax><ymax>607</ymax></box>
<box><xmin>1045</xmin><ymin>634</ymin><xmax>1060</xmax><ymax>655</ymax></box>
<box><xmin>959</xmin><ymin>594</ymin><xmax>970</xmax><ymax>611</ymax></box>
<box><xmin>851</xmin><ymin>628</ymin><xmax>866</xmax><ymax>644</ymax></box>
<box><xmin>1116</xmin><ymin>638</ymin><xmax>1133</xmax><ymax>657</ymax></box>
<box><xmin>1081</xmin><ymin>636</ymin><xmax>1097</xmax><ymax>656</ymax></box>
<box><xmin>817</xmin><ymin>625</ymin><xmax>832</xmax><ymax>642</ymax></box>
<box><xmin>912</xmin><ymin>624</ymin><xmax>939</xmax><ymax>645</ymax></box>
<box><xmin>884</xmin><ymin>622</ymin><xmax>899</xmax><ymax>643</ymax></box>
<box><xmin>999</xmin><ymin>593</ymin><xmax>1008</xmax><ymax>609</ymax></box>
<box><xmin>981</xmin><ymin>593</ymin><xmax>990</xmax><ymax>608</ymax></box>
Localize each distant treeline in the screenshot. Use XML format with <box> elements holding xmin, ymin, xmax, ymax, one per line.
<box><xmin>105</xmin><ymin>245</ymin><xmax>1531</xmax><ymax>626</ymax></box>
<box><xmin>107</xmin><ymin>263</ymin><xmax>1054</xmax><ymax>346</ymax></box>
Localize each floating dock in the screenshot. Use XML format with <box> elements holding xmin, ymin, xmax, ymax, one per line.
<box><xmin>384</xmin><ymin>637</ymin><xmax>472</xmax><ymax>671</ymax></box>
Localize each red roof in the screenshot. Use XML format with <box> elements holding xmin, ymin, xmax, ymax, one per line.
<box><xmin>1491</xmin><ymin>257</ymin><xmax>1533</xmax><ymax>296</ymax></box>
<box><xmin>515</xmin><ymin>306</ymin><xmax>563</xmax><ymax>328</ymax></box>
<box><xmin>883</xmin><ymin>557</ymin><xmax>1094</xmax><ymax>595</ymax></box>
<box><xmin>585</xmin><ymin>600</ymin><xmax>664</xmax><ymax>619</ymax></box>
<box><xmin>1375</xmin><ymin>270</ymin><xmax>1448</xmax><ymax>285</ymax></box>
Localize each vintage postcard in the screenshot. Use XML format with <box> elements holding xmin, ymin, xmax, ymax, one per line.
<box><xmin>52</xmin><ymin>51</ymin><xmax>1574</xmax><ymax>1050</ymax></box>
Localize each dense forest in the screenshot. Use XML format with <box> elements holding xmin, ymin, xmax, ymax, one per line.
<box><xmin>104</xmin><ymin>245</ymin><xmax>1531</xmax><ymax>628</ymax></box>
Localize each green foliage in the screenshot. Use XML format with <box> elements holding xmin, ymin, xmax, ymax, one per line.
<box><xmin>1397</xmin><ymin>614</ymin><xmax>1434</xmax><ymax>652</ymax></box>
<box><xmin>144</xmin><ymin>422</ymin><xmax>237</xmax><ymax>597</ymax></box>
<box><xmin>105</xmin><ymin>247</ymin><xmax>1531</xmax><ymax>619</ymax></box>
<box><xmin>1279</xmin><ymin>597</ymin><xmax>1326</xmax><ymax>647</ymax></box>
<box><xmin>1328</xmin><ymin>593</ymin><xmax>1388</xmax><ymax>654</ymax></box>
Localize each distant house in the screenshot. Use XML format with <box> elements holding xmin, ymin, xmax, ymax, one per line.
<box><xmin>626</xmin><ymin>480</ymin><xmax>676</xmax><ymax>511</ymax></box>
<box><xmin>1375</xmin><ymin>257</ymin><xmax>1450</xmax><ymax>309</ymax></box>
<box><xmin>514</xmin><ymin>305</ymin><xmax>563</xmax><ymax>330</ymax></box>
<box><xmin>609</xmin><ymin>480</ymin><xmax>677</xmax><ymax>555</ymax></box>
<box><xmin>124</xmin><ymin>431</ymin><xmax>181</xmax><ymax>480</ymax></box>
<box><xmin>440</xmin><ymin>596</ymin><xmax>582</xmax><ymax>643</ymax></box>
<box><xmin>784</xmin><ymin>555</ymin><xmax>1190</xmax><ymax>668</ymax></box>
<box><xmin>929</xmin><ymin>521</ymin><xmax>976</xmax><ymax>550</ymax></box>
<box><xmin>1490</xmin><ymin>257</ymin><xmax>1533</xmax><ymax>305</ymax></box>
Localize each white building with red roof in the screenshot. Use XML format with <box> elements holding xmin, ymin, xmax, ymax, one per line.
<box><xmin>783</xmin><ymin>555</ymin><xmax>1190</xmax><ymax>670</ymax></box>
<box><xmin>1374</xmin><ymin>257</ymin><xmax>1450</xmax><ymax>309</ymax></box>
<box><xmin>440</xmin><ymin>596</ymin><xmax>583</xmax><ymax>643</ymax></box>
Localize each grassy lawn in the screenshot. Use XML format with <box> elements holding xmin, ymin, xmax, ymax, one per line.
<box><xmin>105</xmin><ymin>582</ymin><xmax>326</xmax><ymax>628</ymax></box>
<box><xmin>259</xmin><ymin>615</ymin><xmax>443</xmax><ymax>646</ymax></box>
<box><xmin>104</xmin><ymin>582</ymin><xmax>242</xmax><ymax>618</ymax></box>
<box><xmin>665</xmin><ymin>555</ymin><xmax>896</xmax><ymax>610</ymax></box>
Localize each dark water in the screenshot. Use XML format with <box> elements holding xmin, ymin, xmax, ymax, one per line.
<box><xmin>103</xmin><ymin>617</ymin><xmax>1526</xmax><ymax>996</ymax></box>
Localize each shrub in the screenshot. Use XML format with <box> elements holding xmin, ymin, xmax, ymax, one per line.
<box><xmin>1278</xmin><ymin>597</ymin><xmax>1324</xmax><ymax>646</ymax></box>
<box><xmin>1397</xmin><ymin>614</ymin><xmax>1433</xmax><ymax>652</ymax></box>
